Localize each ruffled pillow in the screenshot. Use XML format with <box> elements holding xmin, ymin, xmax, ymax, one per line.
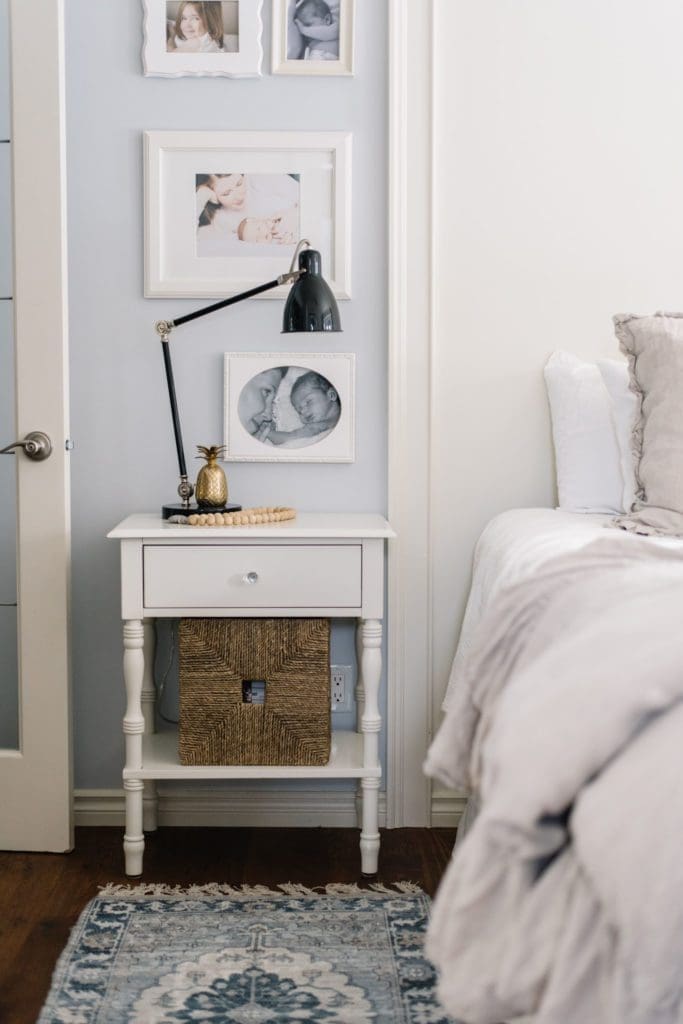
<box><xmin>613</xmin><ymin>312</ymin><xmax>683</xmax><ymax>536</ymax></box>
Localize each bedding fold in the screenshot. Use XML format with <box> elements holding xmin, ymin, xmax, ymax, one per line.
<box><xmin>425</xmin><ymin>538</ymin><xmax>683</xmax><ymax>1024</ymax></box>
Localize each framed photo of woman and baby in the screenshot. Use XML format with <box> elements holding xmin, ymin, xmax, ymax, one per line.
<box><xmin>142</xmin><ymin>1</ymin><xmax>264</xmax><ymax>77</ymax></box>
<box><xmin>224</xmin><ymin>352</ymin><xmax>355</xmax><ymax>462</ymax></box>
<box><xmin>144</xmin><ymin>130</ymin><xmax>351</xmax><ymax>298</ymax></box>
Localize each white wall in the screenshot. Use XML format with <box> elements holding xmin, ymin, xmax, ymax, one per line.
<box><xmin>65</xmin><ymin>2</ymin><xmax>388</xmax><ymax>788</ymax></box>
<box><xmin>431</xmin><ymin>0</ymin><xmax>683</xmax><ymax>715</ymax></box>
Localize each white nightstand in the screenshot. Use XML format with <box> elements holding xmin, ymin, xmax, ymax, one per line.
<box><xmin>108</xmin><ymin>512</ymin><xmax>395</xmax><ymax>877</ymax></box>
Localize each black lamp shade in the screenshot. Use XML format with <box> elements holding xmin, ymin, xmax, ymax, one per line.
<box><xmin>282</xmin><ymin>248</ymin><xmax>342</xmax><ymax>333</ymax></box>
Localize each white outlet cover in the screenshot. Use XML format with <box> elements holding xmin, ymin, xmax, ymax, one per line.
<box><xmin>331</xmin><ymin>665</ymin><xmax>353</xmax><ymax>712</ymax></box>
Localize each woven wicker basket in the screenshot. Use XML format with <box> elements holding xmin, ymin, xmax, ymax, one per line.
<box><xmin>178</xmin><ymin>618</ymin><xmax>331</xmax><ymax>766</ymax></box>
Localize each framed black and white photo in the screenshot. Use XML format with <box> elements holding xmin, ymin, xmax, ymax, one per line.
<box><xmin>142</xmin><ymin>0</ymin><xmax>263</xmax><ymax>77</ymax></box>
<box><xmin>144</xmin><ymin>130</ymin><xmax>351</xmax><ymax>298</ymax></box>
<box><xmin>224</xmin><ymin>352</ymin><xmax>355</xmax><ymax>462</ymax></box>
<box><xmin>271</xmin><ymin>0</ymin><xmax>354</xmax><ymax>76</ymax></box>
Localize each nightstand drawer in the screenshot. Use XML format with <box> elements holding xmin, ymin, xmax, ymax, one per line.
<box><xmin>143</xmin><ymin>544</ymin><xmax>362</xmax><ymax>609</ymax></box>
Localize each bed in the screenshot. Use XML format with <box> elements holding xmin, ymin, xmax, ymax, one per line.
<box><xmin>424</xmin><ymin>314</ymin><xmax>683</xmax><ymax>1024</ymax></box>
<box><xmin>425</xmin><ymin>509</ymin><xmax>683</xmax><ymax>1024</ymax></box>
<box><xmin>441</xmin><ymin>506</ymin><xmax>683</xmax><ymax>712</ymax></box>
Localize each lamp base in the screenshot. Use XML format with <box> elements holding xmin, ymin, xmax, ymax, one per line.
<box><xmin>162</xmin><ymin>502</ymin><xmax>242</xmax><ymax>521</ymax></box>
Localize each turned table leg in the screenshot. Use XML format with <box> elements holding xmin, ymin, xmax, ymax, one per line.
<box><xmin>123</xmin><ymin>619</ymin><xmax>145</xmax><ymax>876</ymax></box>
<box><xmin>354</xmin><ymin>622</ymin><xmax>366</xmax><ymax>830</ymax></box>
<box><xmin>141</xmin><ymin>618</ymin><xmax>158</xmax><ymax>833</ymax></box>
<box><xmin>359</xmin><ymin>618</ymin><xmax>382</xmax><ymax>876</ymax></box>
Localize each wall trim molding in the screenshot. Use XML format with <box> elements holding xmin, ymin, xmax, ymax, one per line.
<box><xmin>74</xmin><ymin>786</ymin><xmax>461</xmax><ymax>829</ymax></box>
<box><xmin>387</xmin><ymin>0</ymin><xmax>435</xmax><ymax>826</ymax></box>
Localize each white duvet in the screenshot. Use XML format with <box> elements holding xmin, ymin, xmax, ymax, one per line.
<box><xmin>425</xmin><ymin>527</ymin><xmax>683</xmax><ymax>1024</ymax></box>
<box><xmin>443</xmin><ymin>508</ymin><xmax>683</xmax><ymax>710</ymax></box>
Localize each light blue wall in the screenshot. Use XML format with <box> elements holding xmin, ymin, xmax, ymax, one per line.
<box><xmin>65</xmin><ymin>2</ymin><xmax>388</xmax><ymax>787</ymax></box>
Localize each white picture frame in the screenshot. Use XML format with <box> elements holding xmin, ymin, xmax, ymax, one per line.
<box><xmin>142</xmin><ymin>0</ymin><xmax>263</xmax><ymax>78</ymax></box>
<box><xmin>144</xmin><ymin>130</ymin><xmax>352</xmax><ymax>298</ymax></box>
<box><xmin>271</xmin><ymin>0</ymin><xmax>354</xmax><ymax>76</ymax></box>
<box><xmin>224</xmin><ymin>352</ymin><xmax>355</xmax><ymax>462</ymax></box>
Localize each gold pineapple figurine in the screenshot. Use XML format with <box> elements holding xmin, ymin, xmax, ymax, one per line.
<box><xmin>195</xmin><ymin>445</ymin><xmax>228</xmax><ymax>508</ymax></box>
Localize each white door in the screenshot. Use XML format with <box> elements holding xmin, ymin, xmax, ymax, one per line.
<box><xmin>0</xmin><ymin>0</ymin><xmax>72</xmax><ymax>850</ymax></box>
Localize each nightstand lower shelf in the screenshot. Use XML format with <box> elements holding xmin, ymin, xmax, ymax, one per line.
<box><xmin>125</xmin><ymin>730</ymin><xmax>381</xmax><ymax>781</ymax></box>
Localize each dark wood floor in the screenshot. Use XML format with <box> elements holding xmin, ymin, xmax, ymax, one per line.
<box><xmin>0</xmin><ymin>825</ymin><xmax>456</xmax><ymax>1024</ymax></box>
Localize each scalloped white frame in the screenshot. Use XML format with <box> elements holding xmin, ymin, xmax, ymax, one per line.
<box><xmin>142</xmin><ymin>0</ymin><xmax>263</xmax><ymax>77</ymax></box>
<box><xmin>144</xmin><ymin>130</ymin><xmax>352</xmax><ymax>298</ymax></box>
<box><xmin>224</xmin><ymin>352</ymin><xmax>355</xmax><ymax>462</ymax></box>
<box><xmin>271</xmin><ymin>0</ymin><xmax>354</xmax><ymax>76</ymax></box>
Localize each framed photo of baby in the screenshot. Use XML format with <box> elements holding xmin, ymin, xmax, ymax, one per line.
<box><xmin>141</xmin><ymin>0</ymin><xmax>264</xmax><ymax>77</ymax></box>
<box><xmin>144</xmin><ymin>130</ymin><xmax>352</xmax><ymax>298</ymax></box>
<box><xmin>271</xmin><ymin>0</ymin><xmax>354</xmax><ymax>76</ymax></box>
<box><xmin>224</xmin><ymin>352</ymin><xmax>355</xmax><ymax>462</ymax></box>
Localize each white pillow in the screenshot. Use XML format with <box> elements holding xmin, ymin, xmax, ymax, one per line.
<box><xmin>596</xmin><ymin>358</ymin><xmax>639</xmax><ymax>512</ymax></box>
<box><xmin>544</xmin><ymin>351</ymin><xmax>624</xmax><ymax>513</ymax></box>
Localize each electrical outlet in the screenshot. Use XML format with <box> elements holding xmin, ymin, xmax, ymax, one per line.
<box><xmin>331</xmin><ymin>664</ymin><xmax>353</xmax><ymax>712</ymax></box>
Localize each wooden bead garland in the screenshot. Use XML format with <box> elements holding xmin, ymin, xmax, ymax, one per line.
<box><xmin>186</xmin><ymin>506</ymin><xmax>296</xmax><ymax>527</ymax></box>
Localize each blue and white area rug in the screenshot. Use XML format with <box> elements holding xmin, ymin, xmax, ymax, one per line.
<box><xmin>38</xmin><ymin>882</ymin><xmax>455</xmax><ymax>1023</ymax></box>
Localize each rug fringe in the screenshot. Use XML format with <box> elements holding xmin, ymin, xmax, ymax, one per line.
<box><xmin>98</xmin><ymin>881</ymin><xmax>425</xmax><ymax>899</ymax></box>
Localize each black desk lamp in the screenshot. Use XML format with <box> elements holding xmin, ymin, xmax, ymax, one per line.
<box><xmin>155</xmin><ymin>240</ymin><xmax>341</xmax><ymax>519</ymax></box>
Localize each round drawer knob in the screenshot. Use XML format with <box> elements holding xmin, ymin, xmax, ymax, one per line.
<box><xmin>243</xmin><ymin>571</ymin><xmax>259</xmax><ymax>585</ymax></box>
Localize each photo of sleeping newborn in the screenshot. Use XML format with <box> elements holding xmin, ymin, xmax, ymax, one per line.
<box><xmin>287</xmin><ymin>0</ymin><xmax>340</xmax><ymax>61</ymax></box>
<box><xmin>237</xmin><ymin>365</ymin><xmax>342</xmax><ymax>449</ymax></box>
<box><xmin>195</xmin><ymin>172</ymin><xmax>300</xmax><ymax>258</ymax></box>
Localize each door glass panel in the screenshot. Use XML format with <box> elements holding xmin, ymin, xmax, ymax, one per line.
<box><xmin>0</xmin><ymin>302</ymin><xmax>18</xmax><ymax>750</ymax></box>
<box><xmin>0</xmin><ymin>0</ymin><xmax>18</xmax><ymax>751</ymax></box>
<box><xmin>0</xmin><ymin>139</ymin><xmax>9</xmax><ymax>299</ymax></box>
<box><xmin>0</xmin><ymin>0</ymin><xmax>7</xmax><ymax>143</ymax></box>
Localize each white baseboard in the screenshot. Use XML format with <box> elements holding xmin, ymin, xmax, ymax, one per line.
<box><xmin>74</xmin><ymin>785</ymin><xmax>466</xmax><ymax>829</ymax></box>
<box><xmin>430</xmin><ymin>786</ymin><xmax>467</xmax><ymax>828</ymax></box>
<box><xmin>74</xmin><ymin>785</ymin><xmax>387</xmax><ymax>828</ymax></box>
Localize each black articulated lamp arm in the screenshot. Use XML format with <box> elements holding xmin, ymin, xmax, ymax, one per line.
<box><xmin>154</xmin><ymin>239</ymin><xmax>341</xmax><ymax>518</ymax></box>
<box><xmin>159</xmin><ymin>337</ymin><xmax>188</xmax><ymax>480</ymax></box>
<box><xmin>155</xmin><ymin>272</ymin><xmax>302</xmax><ymax>511</ymax></box>
<box><xmin>170</xmin><ymin>276</ymin><xmax>284</xmax><ymax>329</ymax></box>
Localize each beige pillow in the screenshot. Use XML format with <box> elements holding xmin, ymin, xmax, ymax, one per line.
<box><xmin>613</xmin><ymin>312</ymin><xmax>683</xmax><ymax>536</ymax></box>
